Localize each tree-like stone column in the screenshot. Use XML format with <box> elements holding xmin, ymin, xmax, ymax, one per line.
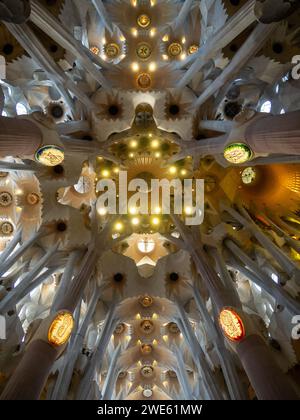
<box><xmin>245</xmin><ymin>111</ymin><xmax>300</xmax><ymax>155</ymax></box>
<box><xmin>0</xmin><ymin>116</ymin><xmax>43</xmax><ymax>158</ymax></box>
<box><xmin>0</xmin><ymin>0</ymin><xmax>31</xmax><ymax>24</ymax></box>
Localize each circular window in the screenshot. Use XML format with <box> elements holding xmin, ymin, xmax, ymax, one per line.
<box><xmin>138</xmin><ymin>239</ymin><xmax>155</xmax><ymax>254</ymax></box>
<box><xmin>0</xmin><ymin>192</ymin><xmax>13</xmax><ymax>207</ymax></box>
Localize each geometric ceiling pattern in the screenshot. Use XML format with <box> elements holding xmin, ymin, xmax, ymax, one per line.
<box><xmin>0</xmin><ymin>0</ymin><xmax>300</xmax><ymax>400</ymax></box>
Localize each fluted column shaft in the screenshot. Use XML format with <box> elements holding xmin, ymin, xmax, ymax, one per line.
<box><xmin>246</xmin><ymin>111</ymin><xmax>300</xmax><ymax>155</ymax></box>
<box><xmin>236</xmin><ymin>335</ymin><xmax>299</xmax><ymax>400</ymax></box>
<box><xmin>0</xmin><ymin>340</ymin><xmax>58</xmax><ymax>400</ymax></box>
<box><xmin>0</xmin><ymin>116</ymin><xmax>42</xmax><ymax>158</ymax></box>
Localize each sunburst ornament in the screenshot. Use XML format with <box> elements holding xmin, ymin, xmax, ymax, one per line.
<box><xmin>104</xmin><ymin>43</ymin><xmax>120</xmax><ymax>59</ymax></box>
<box><xmin>136</xmin><ymin>42</ymin><xmax>152</xmax><ymax>60</ymax></box>
<box><xmin>0</xmin><ymin>221</ymin><xmax>14</xmax><ymax>236</ymax></box>
<box><xmin>137</xmin><ymin>73</ymin><xmax>152</xmax><ymax>89</ymax></box>
<box><xmin>137</xmin><ymin>14</ymin><xmax>151</xmax><ymax>28</ymax></box>
<box><xmin>219</xmin><ymin>308</ymin><xmax>245</xmax><ymax>342</ymax></box>
<box><xmin>168</xmin><ymin>42</ymin><xmax>182</xmax><ymax>57</ymax></box>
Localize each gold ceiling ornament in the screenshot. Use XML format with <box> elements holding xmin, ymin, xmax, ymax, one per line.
<box><xmin>241</xmin><ymin>167</ymin><xmax>257</xmax><ymax>185</ymax></box>
<box><xmin>136</xmin><ymin>42</ymin><xmax>152</xmax><ymax>60</ymax></box>
<box><xmin>137</xmin><ymin>73</ymin><xmax>152</xmax><ymax>89</ymax></box>
<box><xmin>0</xmin><ymin>221</ymin><xmax>14</xmax><ymax>236</ymax></box>
<box><xmin>140</xmin><ymin>319</ymin><xmax>155</xmax><ymax>334</ymax></box>
<box><xmin>188</xmin><ymin>44</ymin><xmax>199</xmax><ymax>55</ymax></box>
<box><xmin>140</xmin><ymin>344</ymin><xmax>153</xmax><ymax>355</ymax></box>
<box><xmin>137</xmin><ymin>14</ymin><xmax>151</xmax><ymax>28</ymax></box>
<box><xmin>140</xmin><ymin>295</ymin><xmax>153</xmax><ymax>308</ymax></box>
<box><xmin>219</xmin><ymin>308</ymin><xmax>245</xmax><ymax>342</ymax></box>
<box><xmin>0</xmin><ymin>172</ymin><xmax>8</xmax><ymax>178</ymax></box>
<box><xmin>114</xmin><ymin>323</ymin><xmax>126</xmax><ymax>335</ymax></box>
<box><xmin>141</xmin><ymin>365</ymin><xmax>154</xmax><ymax>378</ymax></box>
<box><xmin>104</xmin><ymin>43</ymin><xmax>120</xmax><ymax>59</ymax></box>
<box><xmin>90</xmin><ymin>46</ymin><xmax>100</xmax><ymax>55</ymax></box>
<box><xmin>224</xmin><ymin>143</ymin><xmax>253</xmax><ymax>164</ymax></box>
<box><xmin>47</xmin><ymin>311</ymin><xmax>74</xmax><ymax>347</ymax></box>
<box><xmin>168</xmin><ymin>42</ymin><xmax>183</xmax><ymax>57</ymax></box>
<box><xmin>0</xmin><ymin>191</ymin><xmax>13</xmax><ymax>207</ymax></box>
<box><xmin>35</xmin><ymin>145</ymin><xmax>65</xmax><ymax>167</ymax></box>
<box><xmin>168</xmin><ymin>322</ymin><xmax>180</xmax><ymax>334</ymax></box>
<box><xmin>26</xmin><ymin>193</ymin><xmax>40</xmax><ymax>206</ymax></box>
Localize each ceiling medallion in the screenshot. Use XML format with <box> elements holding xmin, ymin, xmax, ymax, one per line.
<box><xmin>26</xmin><ymin>193</ymin><xmax>40</xmax><ymax>205</ymax></box>
<box><xmin>136</xmin><ymin>42</ymin><xmax>152</xmax><ymax>60</ymax></box>
<box><xmin>168</xmin><ymin>322</ymin><xmax>180</xmax><ymax>334</ymax></box>
<box><xmin>105</xmin><ymin>43</ymin><xmax>120</xmax><ymax>59</ymax></box>
<box><xmin>0</xmin><ymin>191</ymin><xmax>13</xmax><ymax>207</ymax></box>
<box><xmin>188</xmin><ymin>44</ymin><xmax>199</xmax><ymax>55</ymax></box>
<box><xmin>219</xmin><ymin>308</ymin><xmax>245</xmax><ymax>342</ymax></box>
<box><xmin>140</xmin><ymin>344</ymin><xmax>153</xmax><ymax>355</ymax></box>
<box><xmin>140</xmin><ymin>320</ymin><xmax>154</xmax><ymax>334</ymax></box>
<box><xmin>35</xmin><ymin>145</ymin><xmax>65</xmax><ymax>167</ymax></box>
<box><xmin>223</xmin><ymin>143</ymin><xmax>253</xmax><ymax>164</ymax></box>
<box><xmin>141</xmin><ymin>365</ymin><xmax>154</xmax><ymax>378</ymax></box>
<box><xmin>140</xmin><ymin>295</ymin><xmax>153</xmax><ymax>308</ymax></box>
<box><xmin>137</xmin><ymin>14</ymin><xmax>151</xmax><ymax>28</ymax></box>
<box><xmin>90</xmin><ymin>46</ymin><xmax>100</xmax><ymax>55</ymax></box>
<box><xmin>137</xmin><ymin>73</ymin><xmax>152</xmax><ymax>89</ymax></box>
<box><xmin>48</xmin><ymin>311</ymin><xmax>74</xmax><ymax>347</ymax></box>
<box><xmin>168</xmin><ymin>42</ymin><xmax>182</xmax><ymax>57</ymax></box>
<box><xmin>241</xmin><ymin>167</ymin><xmax>257</xmax><ymax>185</ymax></box>
<box><xmin>114</xmin><ymin>323</ymin><xmax>125</xmax><ymax>335</ymax></box>
<box><xmin>0</xmin><ymin>222</ymin><xmax>14</xmax><ymax>236</ymax></box>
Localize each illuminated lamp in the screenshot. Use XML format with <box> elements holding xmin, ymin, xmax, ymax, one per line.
<box><xmin>47</xmin><ymin>311</ymin><xmax>74</xmax><ymax>347</ymax></box>
<box><xmin>224</xmin><ymin>143</ymin><xmax>253</xmax><ymax>164</ymax></box>
<box><xmin>219</xmin><ymin>308</ymin><xmax>245</xmax><ymax>342</ymax></box>
<box><xmin>143</xmin><ymin>389</ymin><xmax>153</xmax><ymax>398</ymax></box>
<box><xmin>90</xmin><ymin>46</ymin><xmax>100</xmax><ymax>55</ymax></box>
<box><xmin>137</xmin><ymin>14</ymin><xmax>151</xmax><ymax>28</ymax></box>
<box><xmin>35</xmin><ymin>145</ymin><xmax>65</xmax><ymax>167</ymax></box>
